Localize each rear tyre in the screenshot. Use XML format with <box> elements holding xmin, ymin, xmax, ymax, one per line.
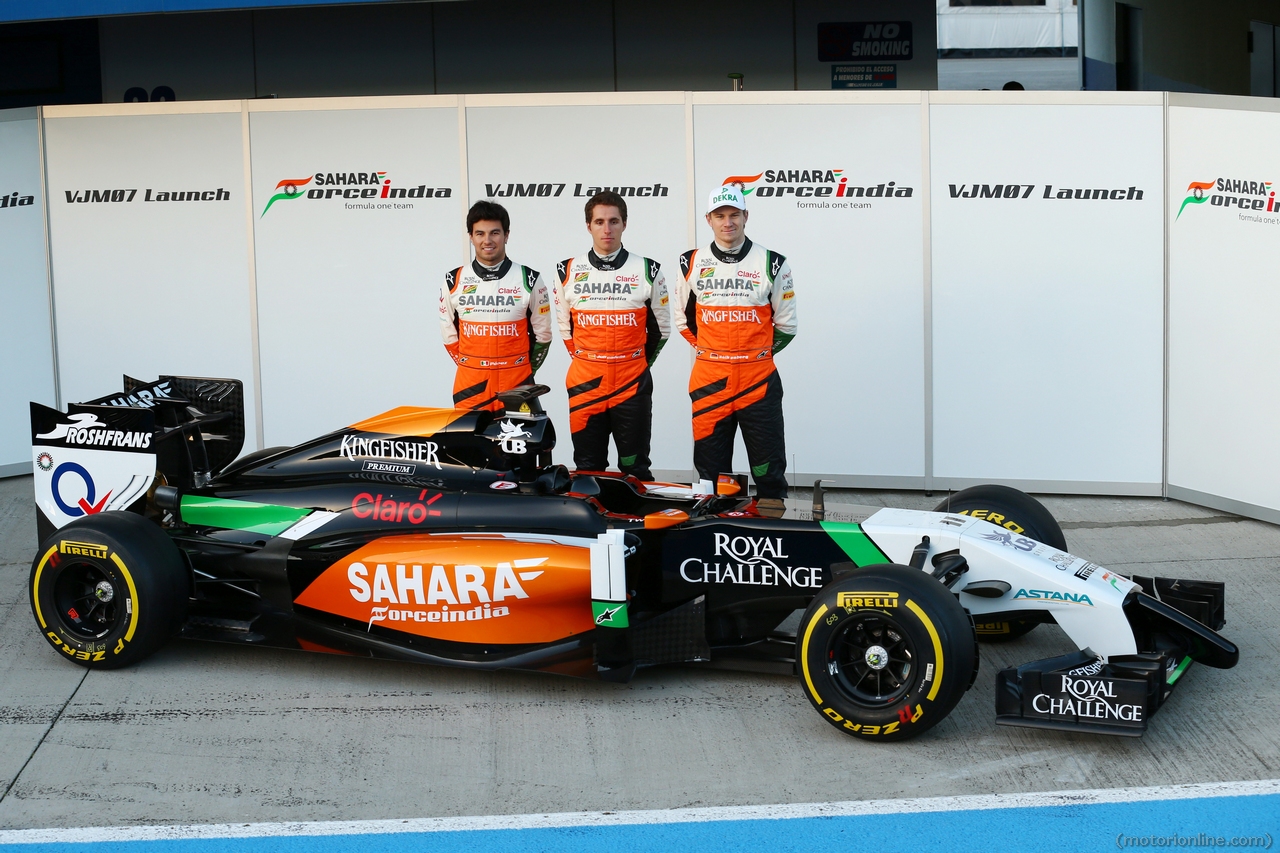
<box><xmin>933</xmin><ymin>485</ymin><xmax>1067</xmax><ymax>643</ymax></box>
<box><xmin>797</xmin><ymin>565</ymin><xmax>976</xmax><ymax>741</ymax></box>
<box><xmin>30</xmin><ymin>511</ymin><xmax>188</xmax><ymax>669</ymax></box>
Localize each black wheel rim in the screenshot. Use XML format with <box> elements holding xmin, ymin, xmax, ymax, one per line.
<box><xmin>52</xmin><ymin>561</ymin><xmax>121</xmax><ymax>641</ymax></box>
<box><xmin>827</xmin><ymin>611</ymin><xmax>916</xmax><ymax>707</ymax></box>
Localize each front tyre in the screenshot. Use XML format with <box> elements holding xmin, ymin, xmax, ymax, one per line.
<box><xmin>30</xmin><ymin>512</ymin><xmax>188</xmax><ymax>669</ymax></box>
<box><xmin>798</xmin><ymin>565</ymin><xmax>976</xmax><ymax>741</ymax></box>
<box><xmin>933</xmin><ymin>485</ymin><xmax>1066</xmax><ymax>643</ymax></box>
<box><xmin>933</xmin><ymin>484</ymin><xmax>1066</xmax><ymax>550</ymax></box>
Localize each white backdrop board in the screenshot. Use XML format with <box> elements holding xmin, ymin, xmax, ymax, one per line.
<box><xmin>465</xmin><ymin>98</ymin><xmax>691</xmax><ymax>473</ymax></box>
<box><xmin>929</xmin><ymin>98</ymin><xmax>1164</xmax><ymax>492</ymax></box>
<box><xmin>692</xmin><ymin>96</ymin><xmax>927</xmax><ymax>485</ymax></box>
<box><xmin>19</xmin><ymin>90</ymin><xmax>1280</xmax><ymax>524</ymax></box>
<box><xmin>1166</xmin><ymin>98</ymin><xmax>1280</xmax><ymax>521</ymax></box>
<box><xmin>0</xmin><ymin>108</ymin><xmax>55</xmax><ymax>476</ymax></box>
<box><xmin>42</xmin><ymin>104</ymin><xmax>259</xmax><ymax>444</ymax></box>
<box><xmin>248</xmin><ymin>100</ymin><xmax>465</xmax><ymax>447</ymax></box>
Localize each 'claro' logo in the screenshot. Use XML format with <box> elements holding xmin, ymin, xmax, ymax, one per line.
<box><xmin>261</xmin><ymin>171</ymin><xmax>453</xmax><ymax>216</ymax></box>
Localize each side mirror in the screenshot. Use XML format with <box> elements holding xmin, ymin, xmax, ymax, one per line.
<box><xmin>812</xmin><ymin>479</ymin><xmax>834</xmax><ymax>521</ymax></box>
<box><xmin>716</xmin><ymin>473</ymin><xmax>746</xmax><ymax>496</ymax></box>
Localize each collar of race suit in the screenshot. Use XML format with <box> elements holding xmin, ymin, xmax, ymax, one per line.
<box><xmin>710</xmin><ymin>237</ymin><xmax>751</xmax><ymax>263</ymax></box>
<box><xmin>588</xmin><ymin>247</ymin><xmax>629</xmax><ymax>271</ymax></box>
<box><xmin>471</xmin><ymin>257</ymin><xmax>513</xmax><ymax>281</ymax></box>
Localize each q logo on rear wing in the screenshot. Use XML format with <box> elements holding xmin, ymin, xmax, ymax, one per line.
<box><xmin>30</xmin><ymin>401</ymin><xmax>157</xmax><ymax>539</ymax></box>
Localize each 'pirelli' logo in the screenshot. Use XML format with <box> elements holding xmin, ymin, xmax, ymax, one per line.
<box><xmin>836</xmin><ymin>591</ymin><xmax>899</xmax><ymax>609</ymax></box>
<box><xmin>60</xmin><ymin>540</ymin><xmax>108</xmax><ymax>559</ymax></box>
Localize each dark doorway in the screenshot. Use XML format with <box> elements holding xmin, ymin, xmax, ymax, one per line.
<box><xmin>0</xmin><ymin>18</ymin><xmax>101</xmax><ymax>108</ymax></box>
<box><xmin>1115</xmin><ymin>3</ymin><xmax>1142</xmax><ymax>90</ymax></box>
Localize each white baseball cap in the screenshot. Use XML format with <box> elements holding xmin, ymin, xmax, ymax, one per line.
<box><xmin>706</xmin><ymin>185</ymin><xmax>747</xmax><ymax>214</ymax></box>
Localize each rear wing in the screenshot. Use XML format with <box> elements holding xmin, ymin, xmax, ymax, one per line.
<box><xmin>31</xmin><ymin>375</ymin><xmax>245</xmax><ymax>543</ymax></box>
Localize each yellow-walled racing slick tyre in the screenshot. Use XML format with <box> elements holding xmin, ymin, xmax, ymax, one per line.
<box><xmin>29</xmin><ymin>511</ymin><xmax>188</xmax><ymax>669</ymax></box>
<box><xmin>797</xmin><ymin>565</ymin><xmax>977</xmax><ymax>741</ymax></box>
<box><xmin>933</xmin><ymin>484</ymin><xmax>1067</xmax><ymax>643</ymax></box>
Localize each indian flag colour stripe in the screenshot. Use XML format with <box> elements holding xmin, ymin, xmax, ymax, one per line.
<box><xmin>262</xmin><ymin>176</ymin><xmax>314</xmax><ymax>216</ymax></box>
<box><xmin>1176</xmin><ymin>180</ymin><xmax>1216</xmax><ymax>220</ymax></box>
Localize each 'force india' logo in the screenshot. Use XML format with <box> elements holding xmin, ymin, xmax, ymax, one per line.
<box><xmin>722</xmin><ymin>171</ymin><xmax>913</xmax><ymax>200</ymax></box>
<box><xmin>1177</xmin><ymin>178</ymin><xmax>1275</xmax><ymax>219</ymax></box>
<box><xmin>261</xmin><ymin>172</ymin><xmax>452</xmax><ymax>216</ymax></box>
<box><xmin>349</xmin><ymin>559</ymin><xmax>545</xmax><ymax>627</ymax></box>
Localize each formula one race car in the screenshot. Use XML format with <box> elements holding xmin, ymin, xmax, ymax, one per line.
<box><xmin>27</xmin><ymin>376</ymin><xmax>1238</xmax><ymax>740</ymax></box>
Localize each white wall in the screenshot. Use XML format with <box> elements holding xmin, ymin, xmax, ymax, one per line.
<box><xmin>0</xmin><ymin>108</ymin><xmax>56</xmax><ymax>476</ymax></box>
<box><xmin>1166</xmin><ymin>96</ymin><xmax>1280</xmax><ymax>521</ymax></box>
<box><xmin>929</xmin><ymin>95</ymin><xmax>1165</xmax><ymax>493</ymax></box>
<box><xmin>692</xmin><ymin>94</ymin><xmax>927</xmax><ymax>485</ymax></box>
<box><xmin>248</xmin><ymin>98</ymin><xmax>465</xmax><ymax>447</ymax></box>
<box><xmin>42</xmin><ymin>103</ymin><xmax>259</xmax><ymax>443</ymax></box>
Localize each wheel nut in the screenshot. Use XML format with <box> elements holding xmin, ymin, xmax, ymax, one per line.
<box><xmin>865</xmin><ymin>644</ymin><xmax>889</xmax><ymax>670</ymax></box>
<box><xmin>94</xmin><ymin>581</ymin><xmax>114</xmax><ymax>603</ymax></box>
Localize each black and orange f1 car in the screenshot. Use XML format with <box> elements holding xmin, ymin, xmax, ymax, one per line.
<box><xmin>28</xmin><ymin>376</ymin><xmax>1238</xmax><ymax>740</ymax></box>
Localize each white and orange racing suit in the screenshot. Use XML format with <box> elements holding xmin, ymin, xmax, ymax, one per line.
<box><xmin>552</xmin><ymin>248</ymin><xmax>669</xmax><ymax>479</ymax></box>
<box><xmin>440</xmin><ymin>258</ymin><xmax>554</xmax><ymax>412</ymax></box>
<box><xmin>674</xmin><ymin>238</ymin><xmax>796</xmax><ymax>499</ymax></box>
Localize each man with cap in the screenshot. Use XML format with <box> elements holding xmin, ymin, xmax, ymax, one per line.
<box><xmin>673</xmin><ymin>185</ymin><xmax>797</xmax><ymax>516</ymax></box>
<box><xmin>440</xmin><ymin>200</ymin><xmax>554</xmax><ymax>411</ymax></box>
<box><xmin>552</xmin><ymin>190</ymin><xmax>670</xmax><ymax>479</ymax></box>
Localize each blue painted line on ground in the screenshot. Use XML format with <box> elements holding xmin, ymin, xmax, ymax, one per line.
<box><xmin>2</xmin><ymin>793</ymin><xmax>1276</xmax><ymax>853</ymax></box>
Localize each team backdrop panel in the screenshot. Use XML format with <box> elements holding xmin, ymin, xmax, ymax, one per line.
<box><xmin>248</xmin><ymin>101</ymin><xmax>465</xmax><ymax>447</ymax></box>
<box><xmin>1166</xmin><ymin>101</ymin><xmax>1280</xmax><ymax>518</ymax></box>
<box><xmin>0</xmin><ymin>108</ymin><xmax>55</xmax><ymax>475</ymax></box>
<box><xmin>464</xmin><ymin>100</ymin><xmax>691</xmax><ymax>473</ymax></box>
<box><xmin>692</xmin><ymin>99</ymin><xmax>927</xmax><ymax>483</ymax></box>
<box><xmin>42</xmin><ymin>105</ymin><xmax>259</xmax><ymax>439</ymax></box>
<box><xmin>16</xmin><ymin>92</ymin><xmax>1280</xmax><ymax>521</ymax></box>
<box><xmin>929</xmin><ymin>100</ymin><xmax>1164</xmax><ymax>491</ymax></box>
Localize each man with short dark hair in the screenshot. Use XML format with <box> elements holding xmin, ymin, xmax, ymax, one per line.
<box><xmin>440</xmin><ymin>200</ymin><xmax>553</xmax><ymax>411</ymax></box>
<box><xmin>674</xmin><ymin>185</ymin><xmax>797</xmax><ymax>516</ymax></box>
<box><xmin>551</xmin><ymin>190</ymin><xmax>669</xmax><ymax>479</ymax></box>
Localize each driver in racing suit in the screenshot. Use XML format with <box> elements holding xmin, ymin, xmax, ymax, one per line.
<box><xmin>440</xmin><ymin>201</ymin><xmax>554</xmax><ymax>412</ymax></box>
<box><xmin>674</xmin><ymin>185</ymin><xmax>797</xmax><ymax>516</ymax></box>
<box><xmin>552</xmin><ymin>190</ymin><xmax>670</xmax><ymax>479</ymax></box>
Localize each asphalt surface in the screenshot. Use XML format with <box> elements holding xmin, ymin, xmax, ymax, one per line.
<box><xmin>0</xmin><ymin>475</ymin><xmax>1276</xmax><ymax>829</ymax></box>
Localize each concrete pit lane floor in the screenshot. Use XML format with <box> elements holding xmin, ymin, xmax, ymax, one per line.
<box><xmin>0</xmin><ymin>474</ymin><xmax>1276</xmax><ymax>829</ymax></box>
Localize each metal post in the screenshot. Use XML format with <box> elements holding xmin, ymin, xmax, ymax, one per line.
<box><xmin>728</xmin><ymin>73</ymin><xmax>744</xmax><ymax>91</ymax></box>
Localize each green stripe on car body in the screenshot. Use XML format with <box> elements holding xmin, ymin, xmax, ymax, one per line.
<box><xmin>1167</xmin><ymin>655</ymin><xmax>1192</xmax><ymax>685</ymax></box>
<box><xmin>820</xmin><ymin>521</ymin><xmax>890</xmax><ymax>567</ymax></box>
<box><xmin>180</xmin><ymin>495</ymin><xmax>311</xmax><ymax>536</ymax></box>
